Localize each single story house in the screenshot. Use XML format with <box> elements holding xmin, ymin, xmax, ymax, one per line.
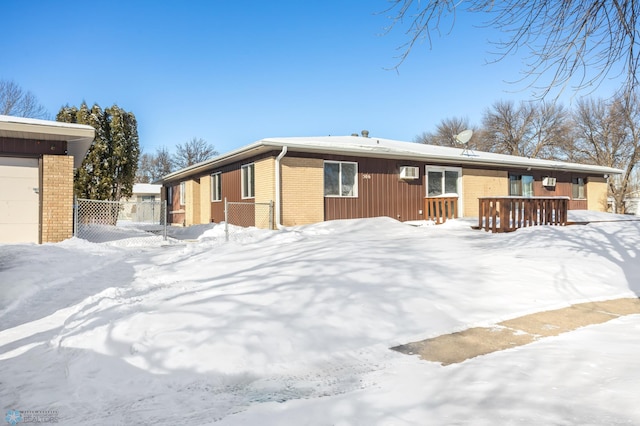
<box><xmin>119</xmin><ymin>183</ymin><xmax>163</xmax><ymax>223</ymax></box>
<box><xmin>160</xmin><ymin>134</ymin><xmax>622</xmax><ymax>228</ymax></box>
<box><xmin>0</xmin><ymin>115</ymin><xmax>94</xmax><ymax>243</ymax></box>
<box><xmin>128</xmin><ymin>183</ymin><xmax>162</xmax><ymax>202</ymax></box>
<box><xmin>608</xmin><ymin>191</ymin><xmax>640</xmax><ymax>215</ymax></box>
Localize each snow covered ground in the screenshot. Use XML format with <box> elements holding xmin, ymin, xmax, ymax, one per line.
<box><xmin>1</xmin><ymin>213</ymin><xmax>639</xmax><ymax>425</ymax></box>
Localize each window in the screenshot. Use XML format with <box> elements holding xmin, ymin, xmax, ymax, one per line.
<box><xmin>426</xmin><ymin>167</ymin><xmax>460</xmax><ymax>197</ymax></box>
<box><xmin>211</xmin><ymin>172</ymin><xmax>221</xmax><ymax>202</ymax></box>
<box><xmin>166</xmin><ymin>186</ymin><xmax>173</xmax><ymax>205</ymax></box>
<box><xmin>324</xmin><ymin>161</ymin><xmax>358</xmax><ymax>197</ymax></box>
<box><xmin>141</xmin><ymin>195</ymin><xmax>155</xmax><ymax>202</ymax></box>
<box><xmin>572</xmin><ymin>177</ymin><xmax>585</xmax><ymax>199</ymax></box>
<box><xmin>179</xmin><ymin>181</ymin><xmax>186</xmax><ymax>205</ymax></box>
<box><xmin>509</xmin><ymin>175</ymin><xmax>534</xmax><ymax>197</ymax></box>
<box><xmin>241</xmin><ymin>163</ymin><xmax>255</xmax><ymax>199</ymax></box>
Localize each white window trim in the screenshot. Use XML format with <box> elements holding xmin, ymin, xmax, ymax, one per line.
<box><xmin>179</xmin><ymin>181</ymin><xmax>186</xmax><ymax>205</ymax></box>
<box><xmin>425</xmin><ymin>166</ymin><xmax>463</xmax><ymax>215</ymax></box>
<box><xmin>324</xmin><ymin>160</ymin><xmax>358</xmax><ymax>198</ymax></box>
<box><xmin>211</xmin><ymin>172</ymin><xmax>222</xmax><ymax>202</ymax></box>
<box><xmin>241</xmin><ymin>163</ymin><xmax>255</xmax><ymax>199</ymax></box>
<box><xmin>572</xmin><ymin>177</ymin><xmax>586</xmax><ymax>200</ymax></box>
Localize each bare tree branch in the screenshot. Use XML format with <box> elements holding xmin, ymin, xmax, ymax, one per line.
<box><xmin>385</xmin><ymin>0</ymin><xmax>640</xmax><ymax>98</ymax></box>
<box><xmin>0</xmin><ymin>80</ymin><xmax>48</xmax><ymax>118</ymax></box>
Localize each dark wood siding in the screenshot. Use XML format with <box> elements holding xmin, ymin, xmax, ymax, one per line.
<box><xmin>0</xmin><ymin>137</ymin><xmax>67</xmax><ymax>156</ymax></box>
<box><xmin>324</xmin><ymin>156</ymin><xmax>425</xmax><ymax>222</ymax></box>
<box><xmin>209</xmin><ymin>153</ymin><xmax>273</xmax><ymax>224</ymax></box>
<box><xmin>509</xmin><ymin>169</ymin><xmax>590</xmax><ymax>210</ymax></box>
<box><xmin>166</xmin><ymin>182</ymin><xmax>184</xmax><ymax>225</ymax></box>
<box><xmin>211</xmin><ymin>166</ymin><xmax>241</xmax><ymax>224</ymax></box>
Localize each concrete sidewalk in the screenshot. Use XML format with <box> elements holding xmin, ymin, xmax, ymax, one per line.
<box><xmin>391</xmin><ymin>298</ymin><xmax>640</xmax><ymax>366</ymax></box>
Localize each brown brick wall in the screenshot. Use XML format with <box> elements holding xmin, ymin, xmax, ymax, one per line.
<box><xmin>40</xmin><ymin>155</ymin><xmax>74</xmax><ymax>243</ymax></box>
<box><xmin>462</xmin><ymin>168</ymin><xmax>509</xmax><ymax>217</ymax></box>
<box><xmin>281</xmin><ymin>157</ymin><xmax>324</xmax><ymax>226</ymax></box>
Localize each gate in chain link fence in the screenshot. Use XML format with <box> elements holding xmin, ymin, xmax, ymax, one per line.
<box><xmin>74</xmin><ymin>198</ymin><xmax>167</xmax><ymax>245</ymax></box>
<box><xmin>224</xmin><ymin>198</ymin><xmax>274</xmax><ymax>241</ymax></box>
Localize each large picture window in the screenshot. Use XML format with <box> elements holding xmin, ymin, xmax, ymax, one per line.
<box><xmin>324</xmin><ymin>161</ymin><xmax>358</xmax><ymax>197</ymax></box>
<box><xmin>211</xmin><ymin>172</ymin><xmax>221</xmax><ymax>202</ymax></box>
<box><xmin>426</xmin><ymin>167</ymin><xmax>460</xmax><ymax>197</ymax></box>
<box><xmin>509</xmin><ymin>175</ymin><xmax>534</xmax><ymax>197</ymax></box>
<box><xmin>572</xmin><ymin>177</ymin><xmax>585</xmax><ymax>199</ymax></box>
<box><xmin>241</xmin><ymin>163</ymin><xmax>255</xmax><ymax>199</ymax></box>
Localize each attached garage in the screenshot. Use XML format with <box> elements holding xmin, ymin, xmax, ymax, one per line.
<box><xmin>0</xmin><ymin>115</ymin><xmax>94</xmax><ymax>244</ymax></box>
<box><xmin>0</xmin><ymin>157</ymin><xmax>39</xmax><ymax>243</ymax></box>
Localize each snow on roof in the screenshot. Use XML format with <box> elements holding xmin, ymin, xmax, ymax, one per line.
<box><xmin>133</xmin><ymin>183</ymin><xmax>161</xmax><ymax>195</ymax></box>
<box><xmin>0</xmin><ymin>114</ymin><xmax>95</xmax><ymax>131</ymax></box>
<box><xmin>162</xmin><ymin>135</ymin><xmax>623</xmax><ymax>182</ymax></box>
<box><xmin>0</xmin><ymin>114</ymin><xmax>95</xmax><ymax>168</ymax></box>
<box><xmin>262</xmin><ymin>136</ymin><xmax>623</xmax><ymax>174</ymax></box>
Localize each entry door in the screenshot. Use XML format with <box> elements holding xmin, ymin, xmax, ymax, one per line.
<box><xmin>0</xmin><ymin>157</ymin><xmax>40</xmax><ymax>243</ymax></box>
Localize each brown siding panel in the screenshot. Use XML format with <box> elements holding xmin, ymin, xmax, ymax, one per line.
<box><xmin>324</xmin><ymin>157</ymin><xmax>425</xmax><ymax>222</ymax></box>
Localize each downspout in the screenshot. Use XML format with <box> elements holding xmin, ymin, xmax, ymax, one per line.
<box><xmin>275</xmin><ymin>146</ymin><xmax>288</xmax><ymax>229</ymax></box>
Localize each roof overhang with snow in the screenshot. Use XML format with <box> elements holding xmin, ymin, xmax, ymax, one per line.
<box><xmin>0</xmin><ymin>115</ymin><xmax>95</xmax><ymax>168</ymax></box>
<box><xmin>161</xmin><ymin>135</ymin><xmax>624</xmax><ymax>183</ymax></box>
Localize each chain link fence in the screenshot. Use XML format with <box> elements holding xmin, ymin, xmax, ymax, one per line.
<box><xmin>224</xmin><ymin>199</ymin><xmax>274</xmax><ymax>241</ymax></box>
<box><xmin>74</xmin><ymin>198</ymin><xmax>167</xmax><ymax>245</ymax></box>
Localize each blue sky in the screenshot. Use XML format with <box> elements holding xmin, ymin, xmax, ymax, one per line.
<box><xmin>1</xmin><ymin>1</ymin><xmax>621</xmax><ymax>155</ymax></box>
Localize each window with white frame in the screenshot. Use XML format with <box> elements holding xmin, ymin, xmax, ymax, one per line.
<box><xmin>324</xmin><ymin>161</ymin><xmax>358</xmax><ymax>197</ymax></box>
<box><xmin>211</xmin><ymin>172</ymin><xmax>221</xmax><ymax>202</ymax></box>
<box><xmin>166</xmin><ymin>186</ymin><xmax>173</xmax><ymax>205</ymax></box>
<box><xmin>426</xmin><ymin>167</ymin><xmax>460</xmax><ymax>197</ymax></box>
<box><xmin>572</xmin><ymin>177</ymin><xmax>585</xmax><ymax>199</ymax></box>
<box><xmin>241</xmin><ymin>163</ymin><xmax>255</xmax><ymax>198</ymax></box>
<box><xmin>509</xmin><ymin>175</ymin><xmax>534</xmax><ymax>197</ymax></box>
<box><xmin>179</xmin><ymin>182</ymin><xmax>186</xmax><ymax>205</ymax></box>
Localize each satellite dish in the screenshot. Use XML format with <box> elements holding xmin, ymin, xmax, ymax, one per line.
<box><xmin>455</xmin><ymin>129</ymin><xmax>473</xmax><ymax>145</ymax></box>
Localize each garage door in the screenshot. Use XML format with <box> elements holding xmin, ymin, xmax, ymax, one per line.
<box><xmin>0</xmin><ymin>157</ymin><xmax>39</xmax><ymax>243</ymax></box>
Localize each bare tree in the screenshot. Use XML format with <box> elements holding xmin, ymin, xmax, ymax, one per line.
<box><xmin>172</xmin><ymin>137</ymin><xmax>218</xmax><ymax>169</ymax></box>
<box><xmin>384</xmin><ymin>1</ymin><xmax>640</xmax><ymax>98</ymax></box>
<box><xmin>570</xmin><ymin>93</ymin><xmax>640</xmax><ymax>213</ymax></box>
<box><xmin>415</xmin><ymin>116</ymin><xmax>483</xmax><ymax>149</ymax></box>
<box><xmin>0</xmin><ymin>80</ymin><xmax>48</xmax><ymax>118</ymax></box>
<box><xmin>480</xmin><ymin>100</ymin><xmax>570</xmax><ymax>159</ymax></box>
<box><xmin>136</xmin><ymin>147</ymin><xmax>174</xmax><ymax>183</ymax></box>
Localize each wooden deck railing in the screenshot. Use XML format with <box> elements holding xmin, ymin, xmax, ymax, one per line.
<box><xmin>425</xmin><ymin>196</ymin><xmax>458</xmax><ymax>224</ymax></box>
<box><xmin>478</xmin><ymin>196</ymin><xmax>569</xmax><ymax>233</ymax></box>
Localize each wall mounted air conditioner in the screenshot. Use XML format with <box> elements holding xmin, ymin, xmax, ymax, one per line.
<box><xmin>542</xmin><ymin>177</ymin><xmax>557</xmax><ymax>187</ymax></box>
<box><xmin>399</xmin><ymin>166</ymin><xmax>419</xmax><ymax>179</ymax></box>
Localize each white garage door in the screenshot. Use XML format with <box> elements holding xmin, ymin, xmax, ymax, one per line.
<box><xmin>0</xmin><ymin>157</ymin><xmax>39</xmax><ymax>243</ymax></box>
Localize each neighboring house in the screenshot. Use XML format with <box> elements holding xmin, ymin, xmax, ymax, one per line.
<box><xmin>129</xmin><ymin>183</ymin><xmax>162</xmax><ymax>202</ymax></box>
<box><xmin>608</xmin><ymin>191</ymin><xmax>640</xmax><ymax>215</ymax></box>
<box><xmin>0</xmin><ymin>115</ymin><xmax>94</xmax><ymax>244</ymax></box>
<box><xmin>119</xmin><ymin>183</ymin><xmax>162</xmax><ymax>223</ymax></box>
<box><xmin>160</xmin><ymin>134</ymin><xmax>622</xmax><ymax>228</ymax></box>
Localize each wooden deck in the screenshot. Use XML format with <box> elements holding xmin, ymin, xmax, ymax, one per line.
<box><xmin>478</xmin><ymin>196</ymin><xmax>569</xmax><ymax>233</ymax></box>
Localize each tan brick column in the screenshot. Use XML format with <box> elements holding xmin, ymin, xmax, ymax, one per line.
<box><xmin>185</xmin><ymin>179</ymin><xmax>201</xmax><ymax>226</ymax></box>
<box><xmin>255</xmin><ymin>157</ymin><xmax>275</xmax><ymax>229</ymax></box>
<box><xmin>199</xmin><ymin>174</ymin><xmax>212</xmax><ymax>223</ymax></box>
<box><xmin>587</xmin><ymin>176</ymin><xmax>608</xmax><ymax>212</ymax></box>
<box><xmin>281</xmin><ymin>157</ymin><xmax>324</xmax><ymax>226</ymax></box>
<box><xmin>41</xmin><ymin>155</ymin><xmax>74</xmax><ymax>243</ymax></box>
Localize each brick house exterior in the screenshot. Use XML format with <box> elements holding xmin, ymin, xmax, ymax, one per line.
<box><xmin>160</xmin><ymin>135</ymin><xmax>621</xmax><ymax>229</ymax></box>
<box><xmin>0</xmin><ymin>115</ymin><xmax>94</xmax><ymax>243</ymax></box>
